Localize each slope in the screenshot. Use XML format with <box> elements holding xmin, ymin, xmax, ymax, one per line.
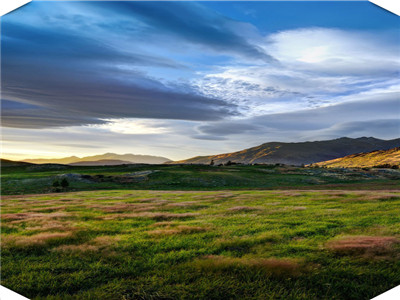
<box><xmin>171</xmin><ymin>137</ymin><xmax>400</xmax><ymax>166</ymax></box>
<box><xmin>312</xmin><ymin>147</ymin><xmax>400</xmax><ymax>168</ymax></box>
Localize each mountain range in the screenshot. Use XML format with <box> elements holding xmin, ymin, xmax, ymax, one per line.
<box><xmin>171</xmin><ymin>137</ymin><xmax>400</xmax><ymax>166</ymax></box>
<box><xmin>23</xmin><ymin>153</ymin><xmax>171</xmax><ymax>165</ymax></box>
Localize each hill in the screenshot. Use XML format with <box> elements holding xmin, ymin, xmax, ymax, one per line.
<box><xmin>312</xmin><ymin>147</ymin><xmax>400</xmax><ymax>168</ymax></box>
<box><xmin>171</xmin><ymin>137</ymin><xmax>400</xmax><ymax>166</ymax></box>
<box><xmin>69</xmin><ymin>159</ymin><xmax>134</xmax><ymax>166</ymax></box>
<box><xmin>1</xmin><ymin>159</ymin><xmax>34</xmax><ymax>167</ymax></box>
<box><xmin>23</xmin><ymin>153</ymin><xmax>171</xmax><ymax>165</ymax></box>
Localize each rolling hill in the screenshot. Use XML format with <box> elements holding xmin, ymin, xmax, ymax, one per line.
<box><xmin>311</xmin><ymin>147</ymin><xmax>400</xmax><ymax>168</ymax></box>
<box><xmin>0</xmin><ymin>159</ymin><xmax>34</xmax><ymax>167</ymax></box>
<box><xmin>23</xmin><ymin>153</ymin><xmax>171</xmax><ymax>165</ymax></box>
<box><xmin>171</xmin><ymin>137</ymin><xmax>400</xmax><ymax>166</ymax></box>
<box><xmin>69</xmin><ymin>159</ymin><xmax>134</xmax><ymax>166</ymax></box>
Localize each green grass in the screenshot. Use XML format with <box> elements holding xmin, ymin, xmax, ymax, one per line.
<box><xmin>2</xmin><ymin>189</ymin><xmax>400</xmax><ymax>299</ymax></box>
<box><xmin>2</xmin><ymin>164</ymin><xmax>400</xmax><ymax>195</ymax></box>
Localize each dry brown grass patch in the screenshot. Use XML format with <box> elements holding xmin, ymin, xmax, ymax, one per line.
<box><xmin>147</xmin><ymin>229</ymin><xmax>181</xmax><ymax>236</ymax></box>
<box><xmin>216</xmin><ymin>192</ymin><xmax>235</xmax><ymax>198</ymax></box>
<box><xmin>2</xmin><ymin>213</ymin><xmax>36</xmax><ymax>221</ymax></box>
<box><xmin>3</xmin><ymin>211</ymin><xmax>72</xmax><ymax>223</ymax></box>
<box><xmin>363</xmin><ymin>194</ymin><xmax>400</xmax><ymax>201</ymax></box>
<box><xmin>100</xmin><ymin>203</ymin><xmax>140</xmax><ymax>212</ymax></box>
<box><xmin>91</xmin><ymin>235</ymin><xmax>121</xmax><ymax>247</ymax></box>
<box><xmin>137</xmin><ymin>198</ymin><xmax>163</xmax><ymax>202</ymax></box>
<box><xmin>281</xmin><ymin>192</ymin><xmax>304</xmax><ymax>197</ymax></box>
<box><xmin>88</xmin><ymin>202</ymin><xmax>161</xmax><ymax>213</ymax></box>
<box><xmin>292</xmin><ymin>206</ymin><xmax>307</xmax><ymax>211</ymax></box>
<box><xmin>52</xmin><ymin>235</ymin><xmax>121</xmax><ymax>253</ymax></box>
<box><xmin>227</xmin><ymin>206</ymin><xmax>261</xmax><ymax>212</ymax></box>
<box><xmin>3</xmin><ymin>232</ymin><xmax>73</xmax><ymax>247</ymax></box>
<box><xmin>148</xmin><ymin>225</ymin><xmax>208</xmax><ymax>236</ymax></box>
<box><xmin>94</xmin><ymin>196</ymin><xmax>126</xmax><ymax>200</ymax></box>
<box><xmin>131</xmin><ymin>205</ymin><xmax>159</xmax><ymax>212</ymax></box>
<box><xmin>166</xmin><ymin>201</ymin><xmax>198</xmax><ymax>208</ymax></box>
<box><xmin>326</xmin><ymin>235</ymin><xmax>400</xmax><ymax>258</ymax></box>
<box><xmin>194</xmin><ymin>255</ymin><xmax>304</xmax><ymax>276</ymax></box>
<box><xmin>320</xmin><ymin>192</ymin><xmax>349</xmax><ymax>197</ymax></box>
<box><xmin>149</xmin><ymin>221</ymin><xmax>176</xmax><ymax>227</ymax></box>
<box><xmin>30</xmin><ymin>206</ymin><xmax>66</xmax><ymax>212</ymax></box>
<box><xmin>265</xmin><ymin>202</ymin><xmax>281</xmax><ymax>206</ymax></box>
<box><xmin>54</xmin><ymin>244</ymin><xmax>99</xmax><ymax>252</ymax></box>
<box><xmin>57</xmin><ymin>198</ymin><xmax>83</xmax><ymax>202</ymax></box>
<box><xmin>25</xmin><ymin>220</ymin><xmax>74</xmax><ymax>232</ymax></box>
<box><xmin>338</xmin><ymin>194</ymin><xmax>399</xmax><ymax>203</ymax></box>
<box><xmin>101</xmin><ymin>212</ymin><xmax>198</xmax><ymax>220</ymax></box>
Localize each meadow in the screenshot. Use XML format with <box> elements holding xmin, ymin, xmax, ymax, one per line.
<box><xmin>2</xmin><ymin>164</ymin><xmax>400</xmax><ymax>195</ymax></box>
<box><xmin>2</xmin><ymin>188</ymin><xmax>400</xmax><ymax>299</ymax></box>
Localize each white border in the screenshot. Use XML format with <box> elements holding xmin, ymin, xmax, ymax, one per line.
<box><xmin>0</xmin><ymin>285</ymin><xmax>30</xmax><ymax>300</ymax></box>
<box><xmin>0</xmin><ymin>0</ymin><xmax>31</xmax><ymax>16</ymax></box>
<box><xmin>370</xmin><ymin>0</ymin><xmax>400</xmax><ymax>16</ymax></box>
<box><xmin>0</xmin><ymin>1</ymin><xmax>399</xmax><ymax>17</ymax></box>
<box><xmin>0</xmin><ymin>0</ymin><xmax>398</xmax><ymax>299</ymax></box>
<box><xmin>371</xmin><ymin>285</ymin><xmax>400</xmax><ymax>300</ymax></box>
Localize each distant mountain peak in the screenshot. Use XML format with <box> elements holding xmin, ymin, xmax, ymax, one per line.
<box><xmin>22</xmin><ymin>153</ymin><xmax>171</xmax><ymax>165</ymax></box>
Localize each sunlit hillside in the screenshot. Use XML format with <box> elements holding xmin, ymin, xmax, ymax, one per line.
<box><xmin>312</xmin><ymin>147</ymin><xmax>400</xmax><ymax>168</ymax></box>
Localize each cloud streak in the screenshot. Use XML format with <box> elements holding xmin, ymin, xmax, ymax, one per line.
<box><xmin>1</xmin><ymin>1</ymin><xmax>398</xmax><ymax>160</ymax></box>
<box><xmin>86</xmin><ymin>1</ymin><xmax>276</xmax><ymax>63</ymax></box>
<box><xmin>197</xmin><ymin>93</ymin><xmax>400</xmax><ymax>141</ymax></box>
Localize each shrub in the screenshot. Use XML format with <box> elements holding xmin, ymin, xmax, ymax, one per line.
<box><xmin>60</xmin><ymin>178</ymin><xmax>69</xmax><ymax>188</ymax></box>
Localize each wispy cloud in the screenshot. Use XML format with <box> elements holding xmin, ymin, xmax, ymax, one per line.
<box><xmin>1</xmin><ymin>1</ymin><xmax>398</xmax><ymax>159</ymax></box>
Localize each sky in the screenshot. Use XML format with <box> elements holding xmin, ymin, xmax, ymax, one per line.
<box><xmin>1</xmin><ymin>1</ymin><xmax>399</xmax><ymax>161</ymax></box>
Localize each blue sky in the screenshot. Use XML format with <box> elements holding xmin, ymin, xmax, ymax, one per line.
<box><xmin>1</xmin><ymin>1</ymin><xmax>399</xmax><ymax>160</ymax></box>
<box><xmin>203</xmin><ymin>1</ymin><xmax>399</xmax><ymax>32</ymax></box>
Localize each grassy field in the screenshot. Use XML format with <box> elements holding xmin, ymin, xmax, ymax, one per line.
<box><xmin>2</xmin><ymin>189</ymin><xmax>400</xmax><ymax>299</ymax></box>
<box><xmin>2</xmin><ymin>164</ymin><xmax>400</xmax><ymax>195</ymax></box>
